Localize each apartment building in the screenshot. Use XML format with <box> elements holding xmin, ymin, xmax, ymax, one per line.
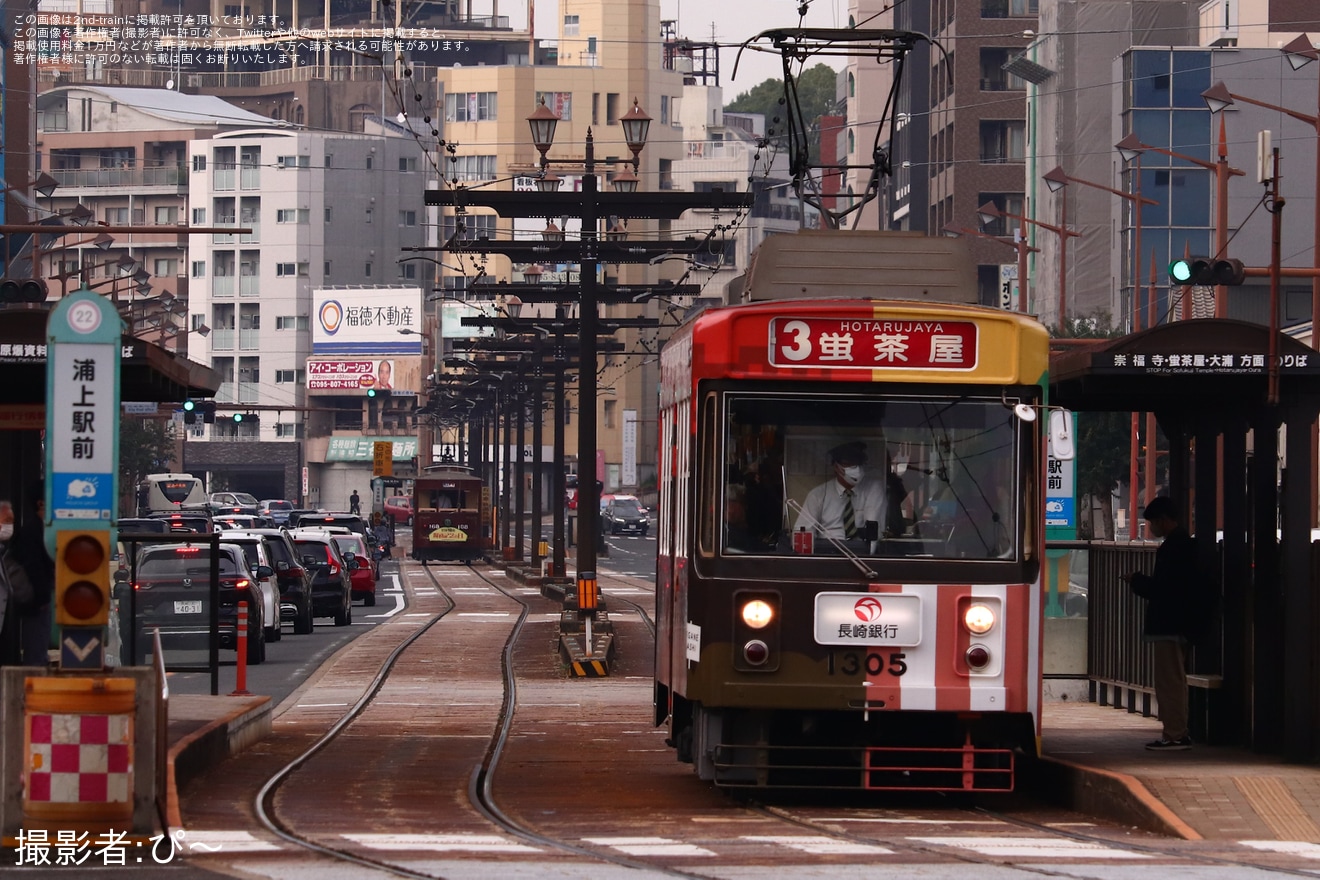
<box><xmin>184</xmin><ymin>125</ymin><xmax>428</xmax><ymax>501</ymax></box>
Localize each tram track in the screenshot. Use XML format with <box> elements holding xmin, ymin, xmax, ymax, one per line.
<box><xmin>211</xmin><ymin>554</ymin><xmax>1317</xmax><ymax>879</ymax></box>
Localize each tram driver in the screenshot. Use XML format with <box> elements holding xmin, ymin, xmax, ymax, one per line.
<box><xmin>792</xmin><ymin>441</ymin><xmax>885</xmax><ymax>548</ymax></box>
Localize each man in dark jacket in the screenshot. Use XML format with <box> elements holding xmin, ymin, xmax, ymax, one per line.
<box><xmin>1123</xmin><ymin>496</ymin><xmax>1200</xmax><ymax>751</ymax></box>
<box><xmin>13</xmin><ymin>487</ymin><xmax>53</xmax><ymax>666</ymax></box>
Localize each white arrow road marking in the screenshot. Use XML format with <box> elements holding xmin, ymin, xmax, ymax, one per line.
<box><xmin>366</xmin><ymin>577</ymin><xmax>405</xmax><ymax>618</ymax></box>
<box><xmin>63</xmin><ymin>635</ymin><xmax>101</xmax><ymax>662</ymax></box>
<box><xmin>344</xmin><ymin>833</ymin><xmax>540</xmax><ymax>853</ymax></box>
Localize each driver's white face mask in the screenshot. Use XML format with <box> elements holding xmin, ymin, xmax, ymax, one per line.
<box><xmin>841</xmin><ymin>465</ymin><xmax>864</xmax><ymax>485</ymax></box>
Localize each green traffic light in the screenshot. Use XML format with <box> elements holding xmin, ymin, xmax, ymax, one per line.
<box><xmin>1169</xmin><ymin>259</ymin><xmax>1193</xmax><ymax>284</ymax></box>
<box><xmin>367</xmin><ymin>388</ymin><xmax>377</xmax><ymax>398</ymax></box>
<box><xmin>233</xmin><ymin>413</ymin><xmax>243</xmax><ymax>423</ymax></box>
<box><xmin>182</xmin><ymin>400</ymin><xmax>196</xmax><ymax>412</ymax></box>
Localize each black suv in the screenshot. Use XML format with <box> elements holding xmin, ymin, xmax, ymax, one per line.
<box><xmin>122</xmin><ymin>542</ymin><xmax>267</xmax><ymax>664</ymax></box>
<box><xmin>229</xmin><ymin>528</ymin><xmax>316</xmax><ymax>634</ymax></box>
<box><xmin>290</xmin><ymin>530</ymin><xmax>353</xmax><ymax>627</ymax></box>
<box><xmin>602</xmin><ymin>496</ymin><xmax>650</xmax><ymax>536</ymax></box>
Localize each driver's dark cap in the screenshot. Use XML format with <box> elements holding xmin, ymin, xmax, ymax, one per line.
<box><xmin>828</xmin><ymin>441</ymin><xmax>867</xmax><ymax>465</ymax></box>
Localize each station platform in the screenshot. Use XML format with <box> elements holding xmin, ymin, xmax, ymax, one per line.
<box><xmin>164</xmin><ymin>687</ymin><xmax>1320</xmax><ymax>842</ymax></box>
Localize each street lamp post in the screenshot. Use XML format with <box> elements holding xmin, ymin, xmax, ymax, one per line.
<box><xmin>1116</xmin><ymin>125</ymin><xmax>1245</xmax><ymax>319</ymax></box>
<box><xmin>1044</xmin><ymin>163</ymin><xmax>1163</xmax><ymax>539</ymax></box>
<box><xmin>977</xmin><ymin>201</ymin><xmax>1080</xmax><ymax>325</ymax></box>
<box><xmin>1203</xmin><ymin>36</ymin><xmax>1319</xmax><ymax>327</ymax></box>
<box><xmin>528</xmin><ymin>97</ymin><xmax>651</xmax><ymax>611</ymax></box>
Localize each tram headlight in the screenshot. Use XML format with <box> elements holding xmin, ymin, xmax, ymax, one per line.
<box><xmin>963</xmin><ymin>603</ymin><xmax>996</xmax><ymax>635</ymax></box>
<box><xmin>741</xmin><ymin>599</ymin><xmax>774</xmax><ymax>629</ymax></box>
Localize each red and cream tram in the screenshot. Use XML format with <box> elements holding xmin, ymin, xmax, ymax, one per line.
<box><xmin>409</xmin><ymin>466</ymin><xmax>492</xmax><ymax>564</ymax></box>
<box><xmin>654</xmin><ymin>298</ymin><xmax>1052</xmax><ymax>791</ymax></box>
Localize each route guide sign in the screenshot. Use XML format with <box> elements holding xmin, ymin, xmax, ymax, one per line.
<box><xmin>46</xmin><ymin>291</ymin><xmax>122</xmax><ymax>526</ymax></box>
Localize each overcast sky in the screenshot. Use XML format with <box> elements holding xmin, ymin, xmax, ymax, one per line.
<box><xmin>527</xmin><ymin>0</ymin><xmax>848</xmax><ymax>99</ymax></box>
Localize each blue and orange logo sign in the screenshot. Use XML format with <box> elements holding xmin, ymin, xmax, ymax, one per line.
<box><xmin>318</xmin><ymin>299</ymin><xmax>345</xmax><ymax>335</ymax></box>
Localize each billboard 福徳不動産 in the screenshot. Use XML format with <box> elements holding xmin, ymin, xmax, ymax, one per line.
<box><xmin>313</xmin><ymin>287</ymin><xmax>423</xmax><ymax>355</ymax></box>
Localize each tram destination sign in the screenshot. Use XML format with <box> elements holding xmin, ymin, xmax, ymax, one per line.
<box><xmin>769</xmin><ymin>317</ymin><xmax>977</xmax><ymax>370</ymax></box>
<box><xmin>1092</xmin><ymin>351</ymin><xmax>1320</xmax><ymax>375</ymax></box>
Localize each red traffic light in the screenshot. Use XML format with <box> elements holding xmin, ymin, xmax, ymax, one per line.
<box><xmin>55</xmin><ymin>530</ymin><xmax>110</xmax><ymax>626</ymax></box>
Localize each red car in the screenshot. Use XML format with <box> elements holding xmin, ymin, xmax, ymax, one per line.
<box><xmin>331</xmin><ymin>534</ymin><xmax>377</xmax><ymax>606</ymax></box>
<box><xmin>383</xmin><ymin>495</ymin><xmax>412</xmax><ymax>526</ymax></box>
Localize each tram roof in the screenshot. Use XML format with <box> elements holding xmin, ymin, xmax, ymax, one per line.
<box><xmin>1050</xmin><ymin>318</ymin><xmax>1320</xmax><ymax>413</ymax></box>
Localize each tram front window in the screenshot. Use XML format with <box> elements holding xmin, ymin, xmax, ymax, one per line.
<box><xmin>718</xmin><ymin>392</ymin><xmax>1026</xmax><ymax>561</ymax></box>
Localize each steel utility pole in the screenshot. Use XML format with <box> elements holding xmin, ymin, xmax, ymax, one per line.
<box><xmin>426</xmin><ymin>99</ymin><xmax>730</xmax><ymax>632</ymax></box>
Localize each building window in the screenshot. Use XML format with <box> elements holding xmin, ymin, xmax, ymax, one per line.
<box><xmin>448</xmin><ymin>155</ymin><xmax>497</xmax><ymax>181</ymax></box>
<box><xmin>398</xmin><ymin>263</ymin><xmax>417</xmax><ymax>279</ymax></box>
<box><xmin>603</xmin><ymin>399</ymin><xmax>616</xmax><ymax>429</ymax></box>
<box><xmin>606</xmin><ymin>93</ymin><xmax>619</xmax><ymax>125</ymax></box>
<box><xmin>154</xmin><ymin>206</ymin><xmax>179</xmax><ymax>224</ymax></box>
<box><xmin>563</xmin><ymin>13</ymin><xmax>578</xmax><ymax>35</ymax></box>
<box><xmin>444</xmin><ymin>92</ymin><xmax>499</xmax><ymax>122</ymax></box>
<box><xmin>979</xmin><ymin>120</ymin><xmax>1025</xmax><ymax>163</ymax></box>
<box><xmin>191</xmin><ymin>207</ymin><xmax>206</xmax><ymax>225</ymax></box>
<box><xmin>191</xmin><ymin>155</ymin><xmax>206</xmax><ymax>171</ymax></box>
<box><xmin>536</xmin><ymin>92</ymin><xmax>573</xmax><ymax>121</ymax></box>
<box><xmin>191</xmin><ymin>260</ymin><xmax>206</xmax><ymax>277</ymax></box>
<box><xmin>980</xmin><ymin>48</ymin><xmax>1026</xmax><ymax>91</ymax></box>
<box><xmin>154</xmin><ymin>258</ymin><xmax>178</xmax><ymax>276</ymax></box>
<box><xmin>592</xmin><ymin>93</ymin><xmax>600</xmax><ymax>126</ymax></box>
<box><xmin>365</xmin><ymin>262</ymin><xmax>372</xmax><ymax>277</ymax></box>
<box><xmin>660</xmin><ymin>95</ymin><xmax>669</xmax><ymax>125</ymax></box>
<box><xmin>324</xmin><ymin>260</ymin><xmax>332</xmax><ymax>277</ymax></box>
<box><xmin>276</xmin><ymin>263</ymin><xmax>296</xmax><ymax>276</ymax></box>
<box><xmin>277</xmin><ymin>208</ymin><xmax>309</xmax><ymax>223</ymax></box>
<box><xmin>399</xmin><ymin>156</ymin><xmax>418</xmax><ymax>172</ymax></box>
<box><xmin>399</xmin><ymin>210</ymin><xmax>417</xmax><ymax>226</ymax></box>
<box><xmin>324</xmin><ymin>207</ymin><xmax>332</xmax><ymax>223</ymax></box>
<box><xmin>104</xmin><ymin>207</ymin><xmax>129</xmax><ymax>225</ymax></box>
<box><xmin>276</xmin><ymin>316</ymin><xmax>309</xmax><ymax>331</ymax></box>
<box><xmin>366</xmin><ymin>155</ymin><xmax>373</xmax><ymax>170</ymax></box>
<box><xmin>278</xmin><ymin>155</ymin><xmax>309</xmax><ymax>168</ymax></box>
<box><xmin>274</xmin><ymin>422</ymin><xmax>303</xmax><ymax>438</ymax></box>
<box><xmin>982</xmin><ymin>0</ymin><xmax>1037</xmax><ymax>15</ymax></box>
<box><xmin>365</xmin><ymin>207</ymin><xmax>373</xmax><ymax>224</ymax></box>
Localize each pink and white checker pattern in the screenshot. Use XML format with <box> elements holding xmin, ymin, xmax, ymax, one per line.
<box><xmin>26</xmin><ymin>713</ymin><xmax>132</xmax><ymax>804</ymax></box>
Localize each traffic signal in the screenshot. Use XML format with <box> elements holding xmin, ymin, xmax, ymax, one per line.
<box><xmin>367</xmin><ymin>388</ymin><xmax>391</xmax><ymax>399</ymax></box>
<box><xmin>55</xmin><ymin>529</ymin><xmax>111</xmax><ymax>627</ymax></box>
<box><xmin>232</xmin><ymin>412</ymin><xmax>244</xmax><ymax>423</ymax></box>
<box><xmin>201</xmin><ymin>401</ymin><xmax>217</xmax><ymax>424</ymax></box>
<box><xmin>182</xmin><ymin>399</ymin><xmax>197</xmax><ymax>424</ymax></box>
<box><xmin>1169</xmin><ymin>256</ymin><xmax>1246</xmax><ymax>286</ymax></box>
<box><xmin>0</xmin><ymin>278</ymin><xmax>48</xmax><ymax>303</ymax></box>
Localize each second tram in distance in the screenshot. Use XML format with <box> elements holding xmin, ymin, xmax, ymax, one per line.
<box><xmin>410</xmin><ymin>466</ymin><xmax>492</xmax><ymax>564</ymax></box>
<box><xmin>654</xmin><ymin>297</ymin><xmax>1052</xmax><ymax>791</ymax></box>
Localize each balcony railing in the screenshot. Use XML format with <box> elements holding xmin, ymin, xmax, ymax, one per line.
<box><xmin>239</xmin><ymin>275</ymin><xmax>261</xmax><ymax>297</ymax></box>
<box><xmin>216</xmin><ymin>382</ymin><xmax>236</xmax><ymax>404</ymax></box>
<box><xmin>48</xmin><ymin>166</ymin><xmax>187</xmax><ymax>189</ymax></box>
<box><xmin>211</xmin><ymin>328</ymin><xmax>236</xmax><ymax>350</ymax></box>
<box><xmin>239</xmin><ymin>329</ymin><xmax>260</xmax><ymax>350</ymax></box>
<box><xmin>238</xmin><ymin>382</ymin><xmax>260</xmax><ymax>404</ymax></box>
<box><xmin>212</xmin><ymin>276</ymin><xmax>235</xmax><ymax>297</ymax></box>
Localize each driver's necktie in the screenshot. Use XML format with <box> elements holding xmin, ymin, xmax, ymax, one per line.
<box><xmin>843</xmin><ymin>489</ymin><xmax>857</xmax><ymax>540</ymax></box>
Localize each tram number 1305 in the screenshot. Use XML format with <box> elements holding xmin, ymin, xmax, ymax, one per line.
<box><xmin>828</xmin><ymin>651</ymin><xmax>908</xmax><ymax>677</ymax></box>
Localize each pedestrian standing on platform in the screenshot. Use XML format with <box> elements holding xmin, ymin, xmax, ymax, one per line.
<box><xmin>1121</xmin><ymin>496</ymin><xmax>1201</xmax><ymax>751</ymax></box>
<box><xmin>13</xmin><ymin>486</ymin><xmax>53</xmax><ymax>666</ymax></box>
<box><xmin>0</xmin><ymin>500</ymin><xmax>36</xmax><ymax>667</ymax></box>
<box><xmin>349</xmin><ymin>490</ymin><xmax>361</xmax><ymax>515</ymax></box>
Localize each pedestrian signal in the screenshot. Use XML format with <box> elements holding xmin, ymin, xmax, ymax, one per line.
<box><xmin>1169</xmin><ymin>257</ymin><xmax>1246</xmax><ymax>286</ymax></box>
<box><xmin>55</xmin><ymin>530</ymin><xmax>111</xmax><ymax>627</ymax></box>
